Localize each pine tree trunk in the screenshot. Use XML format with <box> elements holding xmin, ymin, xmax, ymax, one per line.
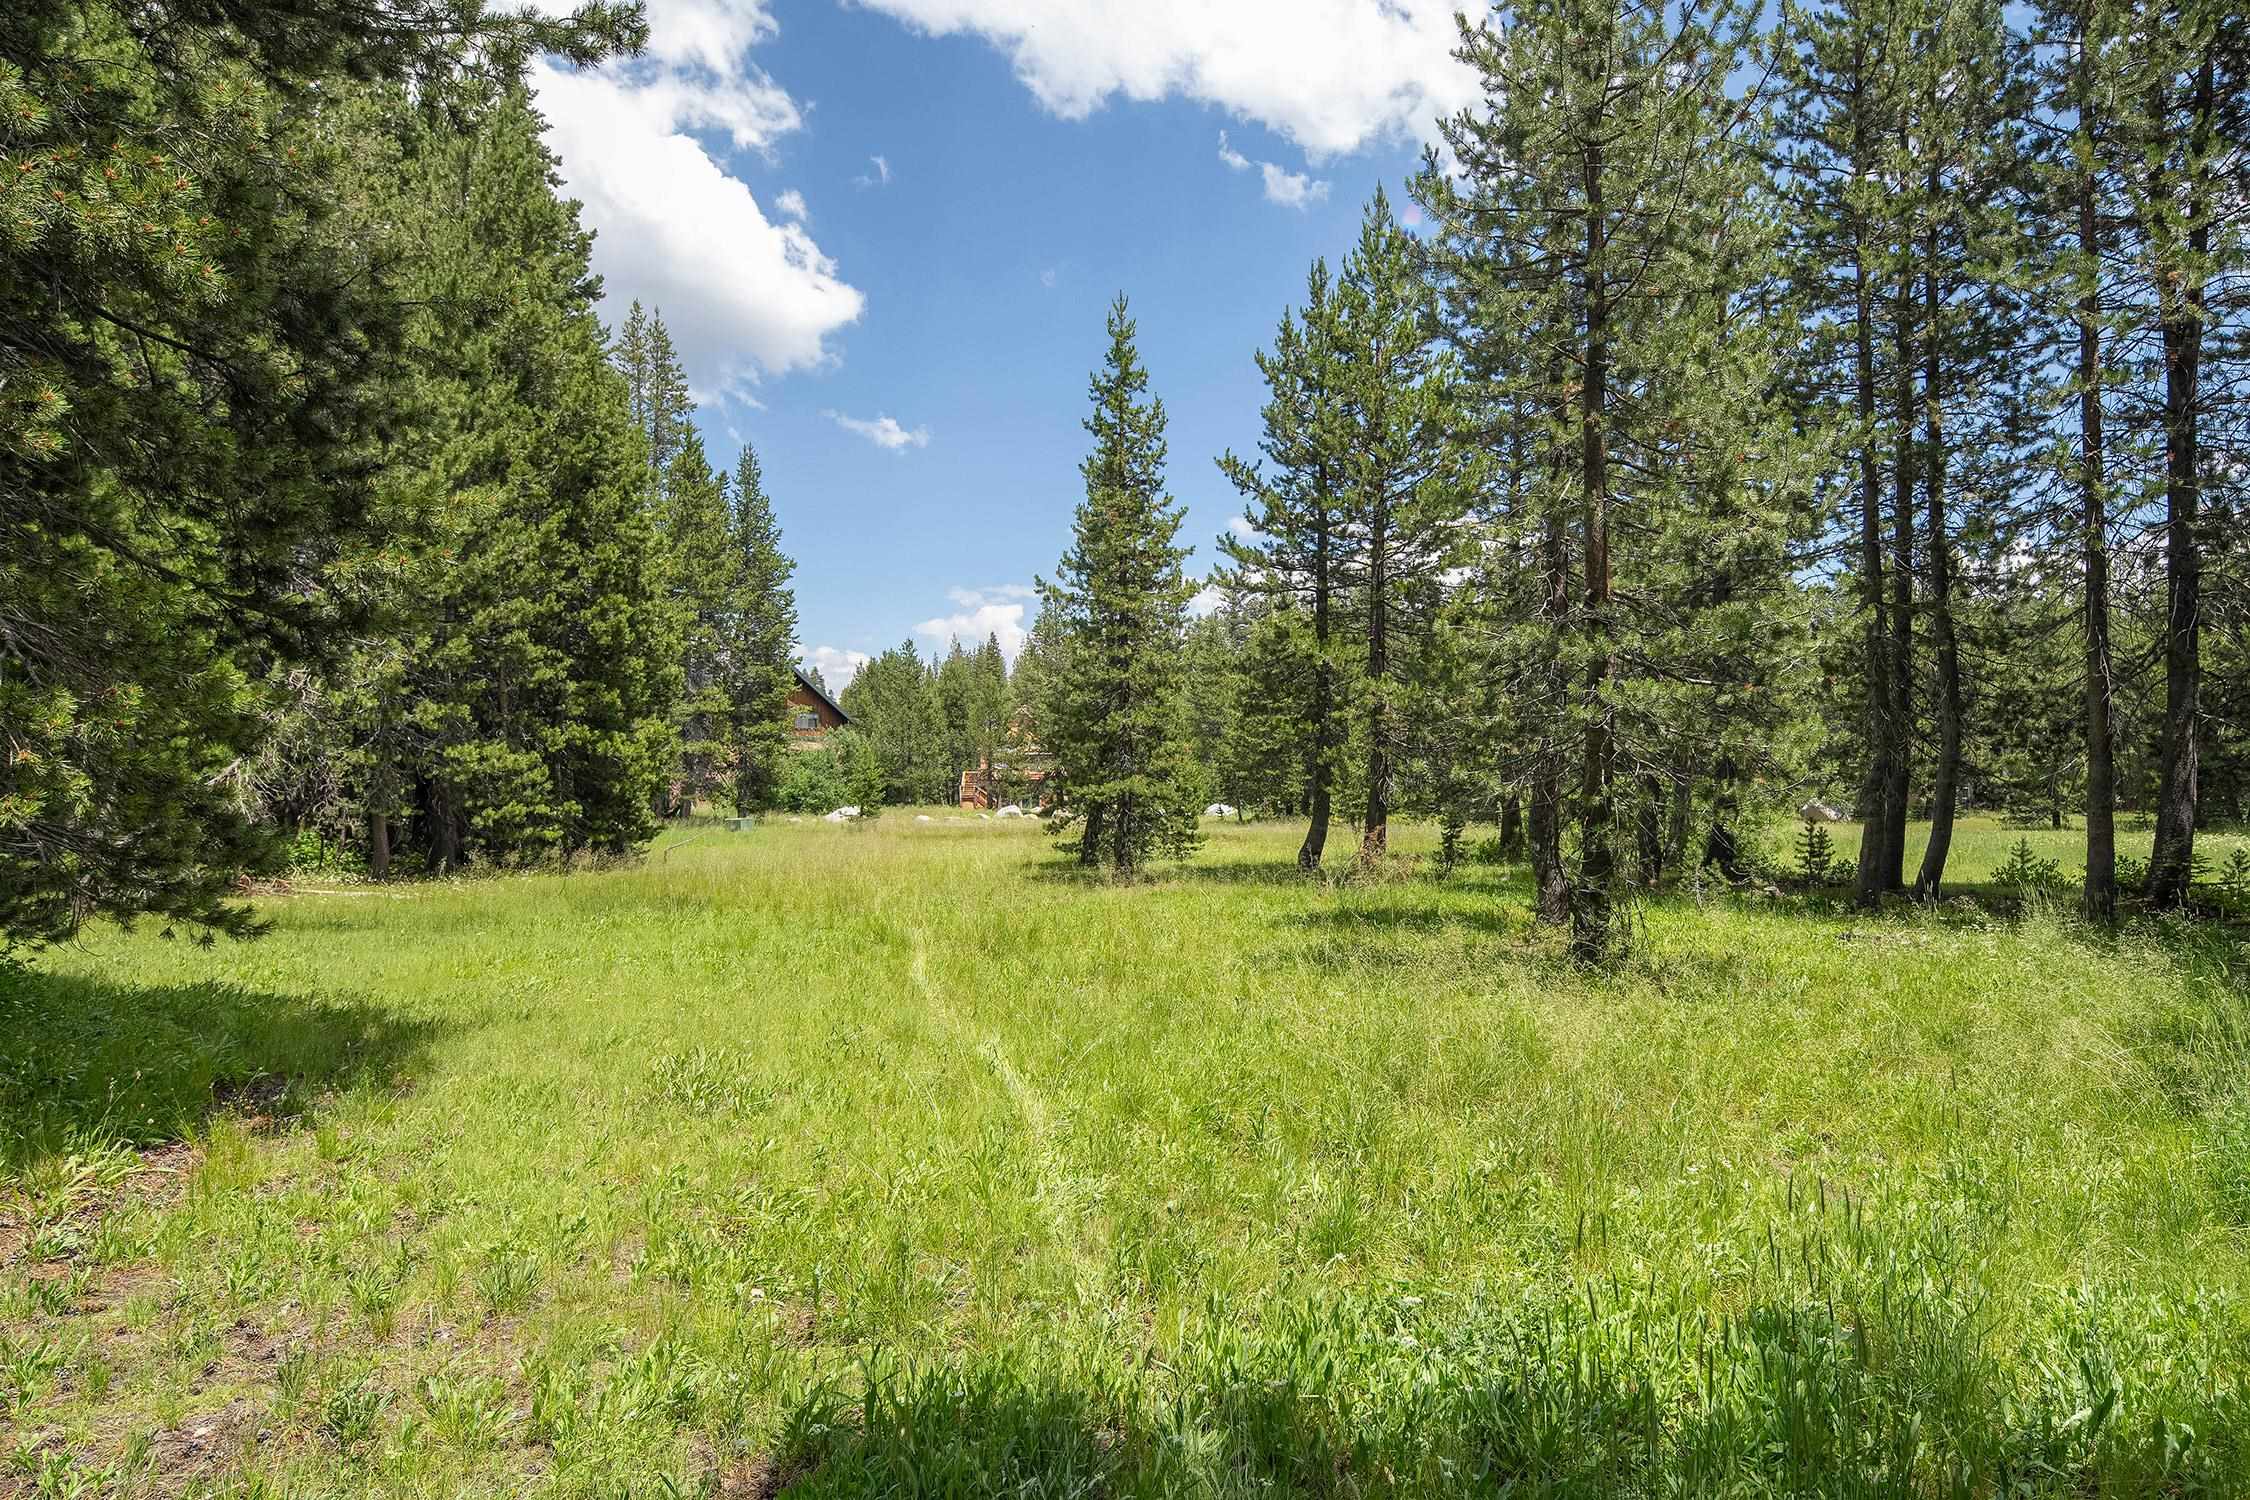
<box><xmin>368</xmin><ymin>808</ymin><xmax>390</xmax><ymax>880</ymax></box>
<box><xmin>2076</xmin><ymin>37</ymin><xmax>2117</xmax><ymax>920</ymax></box>
<box><xmin>1300</xmin><ymin>517</ymin><xmax>1334</xmax><ymax>871</ymax></box>
<box><xmin>1851</xmin><ymin>181</ymin><xmax>1894</xmax><ymax>906</ymax></box>
<box><xmin>1635</xmin><ymin>773</ymin><xmax>1663</xmax><ymax>889</ymax></box>
<box><xmin>1531</xmin><ymin>772</ymin><xmax>1568</xmax><ymax>923</ymax></box>
<box><xmin>1078</xmin><ymin>802</ymin><xmax>1106</xmax><ymax>868</ymax></box>
<box><xmin>1668</xmin><ymin>776</ymin><xmax>1692</xmax><ymax>872</ymax></box>
<box><xmin>1532</xmin><ymin>384</ymin><xmax>1572</xmax><ymax>928</ymax></box>
<box><xmin>1880</xmin><ymin>271</ymin><xmax>1917</xmax><ymax>890</ymax></box>
<box><xmin>1361</xmin><ymin>499</ymin><xmax>1390</xmax><ymax>860</ymax></box>
<box><xmin>1915</xmin><ymin>248</ymin><xmax>1962</xmax><ymax>899</ymax></box>
<box><xmin>2146</xmin><ymin>60</ymin><xmax>2210</xmax><ymax>908</ymax></box>
<box><xmin>1570</xmin><ymin>139</ymin><xmax>1618</xmax><ymax>965</ymax></box>
<box><xmin>1499</xmin><ymin>794</ymin><xmax>1524</xmax><ymax>860</ymax></box>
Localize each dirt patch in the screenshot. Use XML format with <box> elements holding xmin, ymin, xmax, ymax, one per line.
<box><xmin>212</xmin><ymin>1074</ymin><xmax>291</xmax><ymax>1132</ymax></box>
<box><xmin>145</xmin><ymin>1396</ymin><xmax>256</xmax><ymax>1490</ymax></box>
<box><xmin>719</xmin><ymin>1451</ymin><xmax>815</xmax><ymax>1499</ymax></box>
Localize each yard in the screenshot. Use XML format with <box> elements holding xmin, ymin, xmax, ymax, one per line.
<box><xmin>5</xmin><ymin>814</ymin><xmax>2249</xmax><ymax>1496</ymax></box>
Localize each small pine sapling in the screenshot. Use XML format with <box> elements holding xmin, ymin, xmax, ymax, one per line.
<box><xmin>1794</xmin><ymin>819</ymin><xmax>1836</xmax><ymax>885</ymax></box>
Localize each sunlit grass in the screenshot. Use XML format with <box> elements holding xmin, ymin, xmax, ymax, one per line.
<box><xmin>3</xmin><ymin>811</ymin><xmax>2248</xmax><ymax>1495</ymax></box>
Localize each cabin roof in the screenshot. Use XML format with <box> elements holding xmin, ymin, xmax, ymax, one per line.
<box><xmin>793</xmin><ymin>667</ymin><xmax>851</xmax><ymax>725</ymax></box>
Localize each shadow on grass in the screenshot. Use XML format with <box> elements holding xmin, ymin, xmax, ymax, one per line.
<box><xmin>771</xmin><ymin>1296</ymin><xmax>2249</xmax><ymax>1498</ymax></box>
<box><xmin>0</xmin><ymin>962</ymin><xmax>459</xmax><ymax>1172</ymax></box>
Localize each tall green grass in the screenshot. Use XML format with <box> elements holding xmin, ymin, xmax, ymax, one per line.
<box><xmin>4</xmin><ymin>813</ymin><xmax>2248</xmax><ymax>1495</ymax></box>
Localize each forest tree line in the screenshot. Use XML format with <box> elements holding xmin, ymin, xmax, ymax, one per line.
<box><xmin>3</xmin><ymin>0</ymin><xmax>799</xmax><ymax>946</ymax></box>
<box><xmin>832</xmin><ymin>0</ymin><xmax>2250</xmax><ymax>961</ymax></box>
<box><xmin>4</xmin><ymin>0</ymin><xmax>2245</xmax><ymax>963</ymax></box>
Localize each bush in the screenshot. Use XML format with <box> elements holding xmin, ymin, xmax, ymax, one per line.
<box><xmin>1994</xmin><ymin>838</ymin><xmax>2066</xmax><ymax>899</ymax></box>
<box><xmin>775</xmin><ymin>750</ymin><xmax>850</xmax><ymax>814</ymax></box>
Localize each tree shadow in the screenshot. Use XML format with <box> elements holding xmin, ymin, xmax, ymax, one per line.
<box><xmin>0</xmin><ymin>963</ymin><xmax>460</xmax><ymax>1171</ymax></box>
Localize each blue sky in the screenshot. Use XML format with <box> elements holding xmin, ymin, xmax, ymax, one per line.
<box><xmin>531</xmin><ymin>0</ymin><xmax>1477</xmax><ymax>683</ymax></box>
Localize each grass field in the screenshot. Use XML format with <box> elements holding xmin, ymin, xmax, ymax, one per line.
<box><xmin>5</xmin><ymin>812</ymin><xmax>2250</xmax><ymax>1496</ymax></box>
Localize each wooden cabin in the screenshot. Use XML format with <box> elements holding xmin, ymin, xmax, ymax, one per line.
<box><xmin>788</xmin><ymin>669</ymin><xmax>851</xmax><ymax>747</ymax></box>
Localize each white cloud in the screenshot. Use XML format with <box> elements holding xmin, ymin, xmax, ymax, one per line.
<box><xmin>854</xmin><ymin>0</ymin><xmax>1479</xmax><ymax>159</ymax></box>
<box><xmin>775</xmin><ymin>188</ymin><xmax>809</xmax><ymax>221</ymax></box>
<box><xmin>1216</xmin><ymin>129</ymin><xmax>1327</xmax><ymax>211</ymax></box>
<box><xmin>1039</xmin><ymin>266</ymin><xmax>1058</xmax><ymax>288</ymax></box>
<box><xmin>1228</xmin><ymin>514</ymin><xmax>1258</xmax><ymax>538</ymax></box>
<box><xmin>1188</xmin><ymin>583</ymin><xmax>1225</xmax><ymax>618</ymax></box>
<box><xmin>915</xmin><ymin>585</ymin><xmax>1036</xmax><ymax>659</ymax></box>
<box><xmin>854</xmin><ymin>153</ymin><xmax>893</xmax><ymax>188</ymax></box>
<box><xmin>827</xmin><ymin>410</ymin><xmax>932</xmax><ymax>450</ymax></box>
<box><xmin>529</xmin><ymin>3</ymin><xmax>865</xmax><ymax>401</ymax></box>
<box><xmin>803</xmin><ymin>645</ymin><xmax>871</xmax><ymax>686</ymax></box>
<box><xmin>1259</xmin><ymin>161</ymin><xmax>1330</xmax><ymax>209</ymax></box>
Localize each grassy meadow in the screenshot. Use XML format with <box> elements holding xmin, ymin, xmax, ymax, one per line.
<box><xmin>5</xmin><ymin>812</ymin><xmax>2250</xmax><ymax>1496</ymax></box>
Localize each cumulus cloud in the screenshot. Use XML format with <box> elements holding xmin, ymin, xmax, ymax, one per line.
<box><xmin>528</xmin><ymin>1</ymin><xmax>865</xmax><ymax>401</ymax></box>
<box><xmin>914</xmin><ymin>585</ymin><xmax>1037</xmax><ymax>659</ymax></box>
<box><xmin>1228</xmin><ymin>514</ymin><xmax>1259</xmax><ymax>537</ymax></box>
<box><xmin>826</xmin><ymin>410</ymin><xmax>932</xmax><ymax>450</ymax></box>
<box><xmin>803</xmin><ymin>645</ymin><xmax>871</xmax><ymax>686</ymax></box>
<box><xmin>775</xmin><ymin>188</ymin><xmax>809</xmax><ymax>221</ymax></box>
<box><xmin>1215</xmin><ymin>130</ymin><xmax>1328</xmax><ymax>210</ymax></box>
<box><xmin>855</xmin><ymin>0</ymin><xmax>1479</xmax><ymax>158</ymax></box>
<box><xmin>1187</xmin><ymin>583</ymin><xmax>1225</xmax><ymax>618</ymax></box>
<box><xmin>1259</xmin><ymin>161</ymin><xmax>1330</xmax><ymax>209</ymax></box>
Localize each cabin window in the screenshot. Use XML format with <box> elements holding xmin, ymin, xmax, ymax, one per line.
<box><xmin>795</xmin><ymin>711</ymin><xmax>821</xmax><ymax>731</ymax></box>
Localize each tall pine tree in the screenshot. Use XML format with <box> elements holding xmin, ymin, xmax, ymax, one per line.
<box><xmin>1039</xmin><ymin>297</ymin><xmax>1204</xmax><ymax>873</ymax></box>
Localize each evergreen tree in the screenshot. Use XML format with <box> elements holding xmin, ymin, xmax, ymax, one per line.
<box><xmin>615</xmin><ymin>302</ymin><xmax>693</xmax><ymax>505</ymax></box>
<box><xmin>841</xmin><ymin>642</ymin><xmax>948</xmax><ymax>804</ymax></box>
<box><xmin>1218</xmin><ymin>263</ymin><xmax>1353</xmax><ymax>868</ymax></box>
<box><xmin>658</xmin><ymin>431</ymin><xmax>735</xmax><ymax>813</ymax></box>
<box><xmin>722</xmin><ymin>444</ymin><xmax>799</xmax><ymax>813</ymax></box>
<box><xmin>1038</xmin><ymin>297</ymin><xmax>1205</xmax><ymax>873</ymax></box>
<box><xmin>1424</xmin><ymin>0</ymin><xmax>1819</xmax><ymax>959</ymax></box>
<box><xmin>1331</xmin><ymin>190</ymin><xmax>1477</xmax><ymax>859</ymax></box>
<box><xmin>382</xmin><ymin>88</ymin><xmax>681</xmax><ymax>867</ymax></box>
<box><xmin>0</xmin><ymin>0</ymin><xmax>638</xmax><ymax>943</ymax></box>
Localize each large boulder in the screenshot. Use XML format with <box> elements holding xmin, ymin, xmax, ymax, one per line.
<box><xmin>1204</xmin><ymin>803</ymin><xmax>1237</xmax><ymax>818</ymax></box>
<box><xmin>1799</xmin><ymin>800</ymin><xmax>1845</xmax><ymax>823</ymax></box>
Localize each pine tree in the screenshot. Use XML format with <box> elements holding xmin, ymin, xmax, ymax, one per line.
<box><xmin>394</xmin><ymin>88</ymin><xmax>680</xmax><ymax>865</ymax></box>
<box><xmin>658</xmin><ymin>431</ymin><xmax>736</xmax><ymax>813</ymax></box>
<box><xmin>1424</xmin><ymin>0</ymin><xmax>1819</xmax><ymax>959</ymax></box>
<box><xmin>0</xmin><ymin>0</ymin><xmax>639</xmax><ymax>943</ymax></box>
<box><xmin>841</xmin><ymin>642</ymin><xmax>948</xmax><ymax>804</ymax></box>
<box><xmin>1330</xmin><ymin>190</ymin><xmax>1476</xmax><ymax>860</ymax></box>
<box><xmin>615</xmin><ymin>303</ymin><xmax>693</xmax><ymax>506</ymax></box>
<box><xmin>1039</xmin><ymin>297</ymin><xmax>1205</xmax><ymax>873</ymax></box>
<box><xmin>1217</xmin><ymin>263</ymin><xmax>1353</xmax><ymax>868</ymax></box>
<box><xmin>722</xmin><ymin>444</ymin><xmax>799</xmax><ymax>813</ymax></box>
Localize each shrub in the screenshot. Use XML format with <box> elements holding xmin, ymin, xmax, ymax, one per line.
<box><xmin>1994</xmin><ymin>838</ymin><xmax>2066</xmax><ymax>898</ymax></box>
<box><xmin>775</xmin><ymin>750</ymin><xmax>850</xmax><ymax>814</ymax></box>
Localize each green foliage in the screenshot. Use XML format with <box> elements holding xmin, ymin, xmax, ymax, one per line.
<box><xmin>1795</xmin><ymin>820</ymin><xmax>1838</xmax><ymax>884</ymax></box>
<box><xmin>0</xmin><ymin>0</ymin><xmax>642</xmax><ymax>947</ymax></box>
<box><xmin>1995</xmin><ymin>838</ymin><xmax>2068</xmax><ymax>897</ymax></box>
<box><xmin>1035</xmin><ymin>298</ymin><xmax>1205</xmax><ymax>874</ymax></box>
<box><xmin>775</xmin><ymin>752</ymin><xmax>850</xmax><ymax>816</ymax></box>
<box><xmin>835</xmin><ymin>730</ymin><xmax>887</xmax><ymax>819</ymax></box>
<box><xmin>841</xmin><ymin>643</ymin><xmax>950</xmax><ymax>805</ymax></box>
